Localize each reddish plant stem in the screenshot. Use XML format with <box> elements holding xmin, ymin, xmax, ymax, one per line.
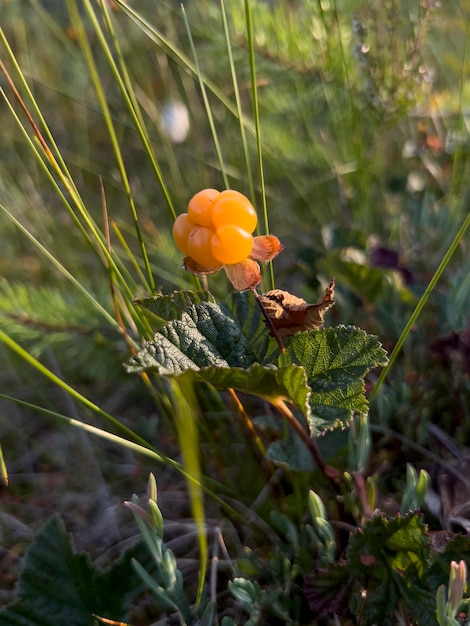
<box><xmin>270</xmin><ymin>397</ymin><xmax>327</xmax><ymax>474</ymax></box>
<box><xmin>250</xmin><ymin>287</ymin><xmax>285</xmax><ymax>353</ymax></box>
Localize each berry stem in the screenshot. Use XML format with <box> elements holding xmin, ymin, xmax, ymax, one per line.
<box><xmin>250</xmin><ymin>287</ymin><xmax>285</xmax><ymax>353</ymax></box>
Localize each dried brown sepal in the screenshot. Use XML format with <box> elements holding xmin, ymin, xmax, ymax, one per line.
<box><xmin>182</xmin><ymin>256</ymin><xmax>222</xmax><ymax>275</ymax></box>
<box><xmin>225</xmin><ymin>258</ymin><xmax>261</xmax><ymax>291</ymax></box>
<box><xmin>251</xmin><ymin>235</ymin><xmax>284</xmax><ymax>262</ymax></box>
<box><xmin>260</xmin><ymin>279</ymin><xmax>335</xmax><ymax>337</ymax></box>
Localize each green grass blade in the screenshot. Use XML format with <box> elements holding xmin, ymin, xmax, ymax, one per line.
<box><xmin>0</xmin><ymin>328</ymin><xmax>160</xmax><ymax>455</ymax></box>
<box><xmin>181</xmin><ymin>5</ymin><xmax>228</xmax><ymax>189</ymax></box>
<box><xmin>0</xmin><ymin>389</ymin><xmax>238</xmax><ymax>515</ymax></box>
<box><xmin>0</xmin><ymin>442</ymin><xmax>8</xmax><ymax>486</ymax></box>
<box><xmin>371</xmin><ymin>14</ymin><xmax>470</xmax><ymax>401</ymax></box>
<box><xmin>112</xmin><ymin>0</ymin><xmax>256</xmax><ymax>136</ymax></box>
<box><xmin>66</xmin><ymin>0</ymin><xmax>155</xmax><ymax>294</ymax></box>
<box><xmin>111</xmin><ymin>221</ymin><xmax>155</xmax><ymax>292</ymax></box>
<box><xmin>0</xmin><ymin>392</ymin><xmax>179</xmax><ymax>471</ymax></box>
<box><xmin>0</xmin><ymin>202</ymin><xmax>121</xmax><ymax>332</ymax></box>
<box><xmin>92</xmin><ymin>0</ymin><xmax>177</xmax><ymax>221</ymax></box>
<box><xmin>219</xmin><ymin>0</ymin><xmax>255</xmax><ymax>200</ymax></box>
<box><xmin>0</xmin><ymin>27</ymin><xmax>81</xmax><ymax>199</ymax></box>
<box><xmin>370</xmin><ymin>209</ymin><xmax>470</xmax><ymax>401</ymax></box>
<box><xmin>244</xmin><ymin>0</ymin><xmax>274</xmax><ymax>290</ymax></box>
<box><xmin>0</xmin><ymin>72</ymin><xmax>138</xmax><ymax>305</ymax></box>
<box><xmin>169</xmin><ymin>379</ymin><xmax>207</xmax><ymax>608</ymax></box>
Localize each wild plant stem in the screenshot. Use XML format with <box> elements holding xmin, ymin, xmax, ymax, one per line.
<box><xmin>250</xmin><ymin>287</ymin><xmax>285</xmax><ymax>353</ymax></box>
<box><xmin>270</xmin><ymin>398</ymin><xmax>326</xmax><ymax>473</ymax></box>
<box><xmin>228</xmin><ymin>388</ymin><xmax>266</xmax><ymax>456</ymax></box>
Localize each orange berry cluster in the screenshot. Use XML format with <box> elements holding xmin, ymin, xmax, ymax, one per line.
<box><xmin>173</xmin><ymin>189</ymin><xmax>258</xmax><ymax>267</ymax></box>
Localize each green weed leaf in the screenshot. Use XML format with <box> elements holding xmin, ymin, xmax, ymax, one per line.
<box><xmin>224</xmin><ymin>289</ymin><xmax>279</xmax><ymax>363</ymax></box>
<box><xmin>135</xmin><ymin>290</ymin><xmax>216</xmax><ymax>329</ymax></box>
<box><xmin>127</xmin><ymin>292</ymin><xmax>257</xmax><ymax>373</ymax></box>
<box><xmin>284</xmin><ymin>326</ymin><xmax>388</xmax><ymax>433</ymax></box>
<box><xmin>127</xmin><ymin>291</ymin><xmax>387</xmax><ymax>438</ymax></box>
<box><xmin>306</xmin><ymin>513</ymin><xmax>437</xmax><ymax>624</ymax></box>
<box><xmin>347</xmin><ymin>513</ymin><xmax>436</xmax><ymax>625</ymax></box>
<box><xmin>0</xmin><ymin>516</ymin><xmax>141</xmax><ymax>625</ymax></box>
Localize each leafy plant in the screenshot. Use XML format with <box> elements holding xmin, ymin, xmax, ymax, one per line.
<box><xmin>0</xmin><ymin>515</ymin><xmax>151</xmax><ymax>626</ymax></box>
<box><xmin>1</xmin><ymin>0</ymin><xmax>470</xmax><ymax>624</ymax></box>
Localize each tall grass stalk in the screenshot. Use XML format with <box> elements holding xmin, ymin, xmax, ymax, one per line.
<box><xmin>370</xmin><ymin>206</ymin><xmax>470</xmax><ymax>401</ymax></box>
<box><xmin>170</xmin><ymin>380</ymin><xmax>207</xmax><ymax>607</ymax></box>
<box><xmin>93</xmin><ymin>0</ymin><xmax>177</xmax><ymax>221</ymax></box>
<box><xmin>0</xmin><ymin>327</ymin><xmax>155</xmax><ymax>450</ymax></box>
<box><xmin>0</xmin><ymin>48</ymin><xmax>146</xmax><ymax>316</ymax></box>
<box><xmin>0</xmin><ymin>391</ymin><xmax>237</xmax><ymax>515</ymax></box>
<box><xmin>0</xmin><ymin>392</ymin><xmax>181</xmax><ymax>472</ymax></box>
<box><xmin>113</xmin><ymin>0</ymin><xmax>257</xmax><ymax>139</ymax></box>
<box><xmin>181</xmin><ymin>5</ymin><xmax>229</xmax><ymax>189</ymax></box>
<box><xmin>0</xmin><ymin>442</ymin><xmax>8</xmax><ymax>486</ymax></box>
<box><xmin>219</xmin><ymin>0</ymin><xmax>255</xmax><ymax>200</ymax></box>
<box><xmin>66</xmin><ymin>0</ymin><xmax>155</xmax><ymax>294</ymax></box>
<box><xmin>0</xmin><ymin>27</ymin><xmax>81</xmax><ymax>198</ymax></box>
<box><xmin>244</xmin><ymin>0</ymin><xmax>274</xmax><ymax>290</ymax></box>
<box><xmin>0</xmin><ymin>202</ymin><xmax>120</xmax><ymax>331</ymax></box>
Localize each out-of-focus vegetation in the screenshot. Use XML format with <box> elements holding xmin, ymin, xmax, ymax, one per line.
<box><xmin>1</xmin><ymin>0</ymin><xmax>470</xmax><ymax>624</ymax></box>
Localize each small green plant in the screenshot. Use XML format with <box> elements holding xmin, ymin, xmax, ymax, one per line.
<box><xmin>436</xmin><ymin>561</ymin><xmax>468</xmax><ymax>626</ymax></box>
<box><xmin>126</xmin><ymin>474</ymin><xmax>193</xmax><ymax>624</ymax></box>
<box><xmin>2</xmin><ymin>1</ymin><xmax>470</xmax><ymax>625</ymax></box>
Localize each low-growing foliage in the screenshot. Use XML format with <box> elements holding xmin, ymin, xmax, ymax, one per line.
<box><xmin>1</xmin><ymin>0</ymin><xmax>470</xmax><ymax>625</ymax></box>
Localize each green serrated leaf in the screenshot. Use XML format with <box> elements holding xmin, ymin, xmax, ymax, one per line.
<box><xmin>126</xmin><ymin>300</ymin><xmax>257</xmax><ymax>374</ymax></box>
<box><xmin>394</xmin><ymin>568</ymin><xmax>438</xmax><ymax>626</ymax></box>
<box><xmin>347</xmin><ymin>513</ymin><xmax>430</xmax><ymax>568</ymax></box>
<box><xmin>177</xmin><ymin>363</ymin><xmax>312</xmax><ymax>421</ymax></box>
<box><xmin>0</xmin><ymin>516</ymin><xmax>140</xmax><ymax>626</ymax></box>
<box><xmin>287</xmin><ymin>325</ymin><xmax>388</xmax><ymax>379</ymax></box>
<box><xmin>284</xmin><ymin>325</ymin><xmax>388</xmax><ymax>433</ymax></box>
<box><xmin>135</xmin><ymin>290</ymin><xmax>215</xmax><ymax>328</ymax></box>
<box><xmin>223</xmin><ymin>290</ymin><xmax>279</xmax><ymax>363</ymax></box>
<box><xmin>349</xmin><ymin>567</ymin><xmax>399</xmax><ymax>626</ymax></box>
<box><xmin>0</xmin><ymin>517</ymin><xmax>96</xmax><ymax>626</ymax></box>
<box><xmin>127</xmin><ymin>293</ymin><xmax>388</xmax><ymax>439</ymax></box>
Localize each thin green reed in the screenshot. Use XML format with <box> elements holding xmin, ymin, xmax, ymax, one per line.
<box><xmin>0</xmin><ymin>41</ymin><xmax>133</xmax><ymax>297</ymax></box>
<box><xmin>0</xmin><ymin>328</ymin><xmax>156</xmax><ymax>452</ymax></box>
<box><xmin>112</xmin><ymin>1</ymin><xmax>257</xmax><ymax>143</ymax></box>
<box><xmin>0</xmin><ymin>74</ymin><xmax>155</xmax><ymax>338</ymax></box>
<box><xmin>0</xmin><ymin>203</ymin><xmax>120</xmax><ymax>332</ymax></box>
<box><xmin>0</xmin><ymin>390</ymin><xmax>237</xmax><ymax>515</ymax></box>
<box><xmin>244</xmin><ymin>0</ymin><xmax>275</xmax><ymax>291</ymax></box>
<box><xmin>181</xmin><ymin>5</ymin><xmax>229</xmax><ymax>190</ymax></box>
<box><xmin>0</xmin><ymin>73</ymin><xmax>144</xmax><ymax>315</ymax></box>
<box><xmin>0</xmin><ymin>27</ymin><xmax>81</xmax><ymax>200</ymax></box>
<box><xmin>95</xmin><ymin>0</ymin><xmax>177</xmax><ymax>221</ymax></box>
<box><xmin>370</xmin><ymin>209</ymin><xmax>470</xmax><ymax>401</ymax></box>
<box><xmin>219</xmin><ymin>0</ymin><xmax>255</xmax><ymax>202</ymax></box>
<box><xmin>67</xmin><ymin>0</ymin><xmax>156</xmax><ymax>294</ymax></box>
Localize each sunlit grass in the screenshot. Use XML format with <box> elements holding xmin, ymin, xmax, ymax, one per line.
<box><xmin>1</xmin><ymin>0</ymin><xmax>470</xmax><ymax>621</ymax></box>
